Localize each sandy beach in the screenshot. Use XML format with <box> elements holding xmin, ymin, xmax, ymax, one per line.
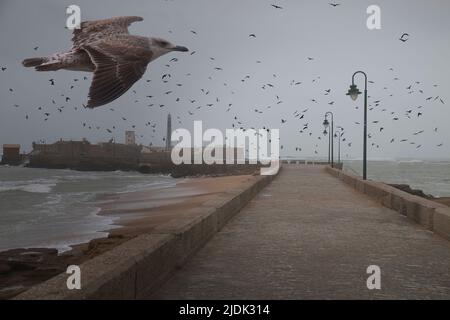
<box><xmin>0</xmin><ymin>174</ymin><xmax>255</xmax><ymax>299</ymax></box>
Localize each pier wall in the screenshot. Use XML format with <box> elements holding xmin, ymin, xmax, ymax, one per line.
<box><xmin>281</xmin><ymin>160</ymin><xmax>343</xmax><ymax>169</ymax></box>
<box><xmin>15</xmin><ymin>170</ymin><xmax>279</xmax><ymax>300</ymax></box>
<box><xmin>326</xmin><ymin>166</ymin><xmax>450</xmax><ymax>242</ymax></box>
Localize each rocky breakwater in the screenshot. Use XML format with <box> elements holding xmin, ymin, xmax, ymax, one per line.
<box><xmin>389</xmin><ymin>184</ymin><xmax>450</xmax><ymax>207</ymax></box>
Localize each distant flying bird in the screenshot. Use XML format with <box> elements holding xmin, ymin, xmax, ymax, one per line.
<box><xmin>271</xmin><ymin>4</ymin><xmax>283</xmax><ymax>9</ymax></box>
<box><xmin>329</xmin><ymin>3</ymin><xmax>340</xmax><ymax>7</ymax></box>
<box><xmin>22</xmin><ymin>16</ymin><xmax>188</xmax><ymax>108</ymax></box>
<box><xmin>399</xmin><ymin>33</ymin><xmax>409</xmax><ymax>42</ymax></box>
<box><xmin>249</xmin><ymin>34</ymin><xmax>256</xmax><ymax>38</ymax></box>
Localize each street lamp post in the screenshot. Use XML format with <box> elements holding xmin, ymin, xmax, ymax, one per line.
<box><xmin>323</xmin><ymin>127</ymin><xmax>330</xmax><ymax>164</ymax></box>
<box><xmin>323</xmin><ymin>128</ymin><xmax>330</xmax><ymax>164</ymax></box>
<box><xmin>323</xmin><ymin>112</ymin><xmax>334</xmax><ymax>168</ymax></box>
<box><xmin>346</xmin><ymin>71</ymin><xmax>368</xmax><ymax>180</ymax></box>
<box><xmin>335</xmin><ymin>126</ymin><xmax>344</xmax><ymax>164</ymax></box>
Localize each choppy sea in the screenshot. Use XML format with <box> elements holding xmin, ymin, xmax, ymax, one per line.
<box><xmin>343</xmin><ymin>160</ymin><xmax>450</xmax><ymax>197</ymax></box>
<box><xmin>0</xmin><ymin>166</ymin><xmax>175</xmax><ymax>253</ymax></box>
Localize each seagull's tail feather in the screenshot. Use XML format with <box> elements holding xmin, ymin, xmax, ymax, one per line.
<box><xmin>34</xmin><ymin>62</ymin><xmax>63</xmax><ymax>71</ymax></box>
<box><xmin>22</xmin><ymin>56</ymin><xmax>63</xmax><ymax>71</ymax></box>
<box><xmin>22</xmin><ymin>57</ymin><xmax>48</xmax><ymax>67</ymax></box>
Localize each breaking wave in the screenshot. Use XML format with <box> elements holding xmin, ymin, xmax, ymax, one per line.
<box><xmin>0</xmin><ymin>179</ymin><xmax>56</xmax><ymax>193</ymax></box>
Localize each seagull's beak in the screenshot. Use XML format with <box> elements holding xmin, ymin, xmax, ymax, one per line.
<box><xmin>172</xmin><ymin>45</ymin><xmax>189</xmax><ymax>52</ymax></box>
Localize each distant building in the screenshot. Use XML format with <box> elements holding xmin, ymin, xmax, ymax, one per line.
<box><xmin>29</xmin><ymin>139</ymin><xmax>142</xmax><ymax>171</ymax></box>
<box><xmin>141</xmin><ymin>145</ymin><xmax>166</xmax><ymax>153</ymax></box>
<box><xmin>125</xmin><ymin>131</ymin><xmax>136</xmax><ymax>145</ymax></box>
<box><xmin>166</xmin><ymin>114</ymin><xmax>172</xmax><ymax>151</ymax></box>
<box><xmin>1</xmin><ymin>144</ymin><xmax>21</xmax><ymax>165</ymax></box>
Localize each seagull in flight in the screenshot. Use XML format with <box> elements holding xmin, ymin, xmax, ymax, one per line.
<box><xmin>22</xmin><ymin>16</ymin><xmax>188</xmax><ymax>108</ymax></box>
<box><xmin>399</xmin><ymin>33</ymin><xmax>410</xmax><ymax>42</ymax></box>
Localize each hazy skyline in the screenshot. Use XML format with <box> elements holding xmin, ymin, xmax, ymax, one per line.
<box><xmin>0</xmin><ymin>0</ymin><xmax>449</xmax><ymax>160</ymax></box>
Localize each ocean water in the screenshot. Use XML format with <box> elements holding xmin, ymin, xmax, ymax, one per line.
<box><xmin>0</xmin><ymin>166</ymin><xmax>176</xmax><ymax>253</ymax></box>
<box><xmin>343</xmin><ymin>160</ymin><xmax>450</xmax><ymax>197</ymax></box>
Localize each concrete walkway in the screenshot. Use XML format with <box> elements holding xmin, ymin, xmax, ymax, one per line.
<box><xmin>151</xmin><ymin>165</ymin><xmax>450</xmax><ymax>299</ymax></box>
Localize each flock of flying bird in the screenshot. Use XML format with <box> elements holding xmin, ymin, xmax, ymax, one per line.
<box><xmin>1</xmin><ymin>2</ymin><xmax>447</xmax><ymax>156</ymax></box>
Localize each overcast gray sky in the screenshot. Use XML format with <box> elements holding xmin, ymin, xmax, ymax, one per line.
<box><xmin>0</xmin><ymin>0</ymin><xmax>449</xmax><ymax>160</ymax></box>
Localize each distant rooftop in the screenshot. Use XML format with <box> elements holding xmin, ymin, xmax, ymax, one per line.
<box><xmin>3</xmin><ymin>144</ymin><xmax>20</xmax><ymax>148</ymax></box>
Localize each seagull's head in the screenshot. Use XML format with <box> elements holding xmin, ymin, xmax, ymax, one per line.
<box><xmin>148</xmin><ymin>37</ymin><xmax>188</xmax><ymax>59</ymax></box>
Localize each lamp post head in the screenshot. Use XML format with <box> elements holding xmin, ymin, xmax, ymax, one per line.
<box><xmin>323</xmin><ymin>129</ymin><xmax>328</xmax><ymax>136</ymax></box>
<box><xmin>323</xmin><ymin>118</ymin><xmax>330</xmax><ymax>128</ymax></box>
<box><xmin>346</xmin><ymin>84</ymin><xmax>362</xmax><ymax>101</ymax></box>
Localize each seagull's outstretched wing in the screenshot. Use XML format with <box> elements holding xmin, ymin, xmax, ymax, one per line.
<box><xmin>83</xmin><ymin>40</ymin><xmax>152</xmax><ymax>108</ymax></box>
<box><xmin>72</xmin><ymin>16</ymin><xmax>143</xmax><ymax>48</ymax></box>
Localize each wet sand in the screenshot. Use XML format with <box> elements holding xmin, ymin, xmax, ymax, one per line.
<box><xmin>435</xmin><ymin>197</ymin><xmax>450</xmax><ymax>206</ymax></box>
<box><xmin>0</xmin><ymin>175</ymin><xmax>255</xmax><ymax>299</ymax></box>
<box><xmin>80</xmin><ymin>175</ymin><xmax>255</xmax><ymax>257</ymax></box>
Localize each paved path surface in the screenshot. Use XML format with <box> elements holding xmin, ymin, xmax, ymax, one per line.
<box><xmin>151</xmin><ymin>165</ymin><xmax>450</xmax><ymax>299</ymax></box>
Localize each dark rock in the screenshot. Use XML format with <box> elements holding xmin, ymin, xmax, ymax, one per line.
<box><xmin>170</xmin><ymin>164</ymin><xmax>261</xmax><ymax>178</ymax></box>
<box><xmin>0</xmin><ymin>263</ymin><xmax>11</xmax><ymax>274</ymax></box>
<box><xmin>389</xmin><ymin>184</ymin><xmax>434</xmax><ymax>199</ymax></box>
